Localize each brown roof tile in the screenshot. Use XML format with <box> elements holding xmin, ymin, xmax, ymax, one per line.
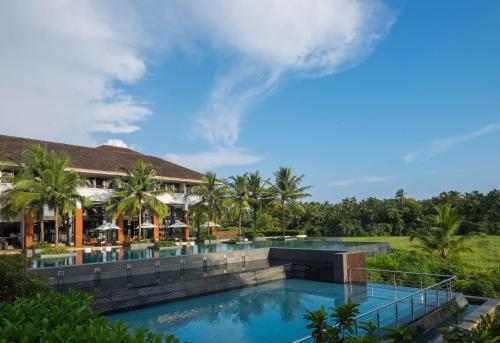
<box><xmin>0</xmin><ymin>134</ymin><xmax>203</xmax><ymax>182</ymax></box>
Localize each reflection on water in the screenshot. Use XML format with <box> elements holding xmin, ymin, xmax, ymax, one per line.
<box><xmin>108</xmin><ymin>279</ymin><xmax>429</xmax><ymax>343</ymax></box>
<box><xmin>32</xmin><ymin>240</ymin><xmax>364</xmax><ymax>268</ymax></box>
<box><xmin>108</xmin><ymin>279</ymin><xmax>396</xmax><ymax>343</ymax></box>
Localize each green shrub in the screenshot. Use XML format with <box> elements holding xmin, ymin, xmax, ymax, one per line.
<box><xmin>39</xmin><ymin>246</ymin><xmax>70</xmax><ymax>255</ymax></box>
<box><xmin>154</xmin><ymin>241</ymin><xmax>177</xmax><ymax>248</ymax></box>
<box><xmin>0</xmin><ymin>290</ymin><xmax>179</xmax><ymax>342</ymax></box>
<box><xmin>367</xmin><ymin>250</ymin><xmax>500</xmax><ymax>297</ymax></box>
<box><xmin>0</xmin><ymin>255</ymin><xmax>48</xmax><ymax>303</ymax></box>
<box><xmin>199</xmin><ymin>234</ymin><xmax>217</xmax><ymax>241</ymax></box>
<box><xmin>30</xmin><ymin>242</ymin><xmax>51</xmax><ymax>249</ymax></box>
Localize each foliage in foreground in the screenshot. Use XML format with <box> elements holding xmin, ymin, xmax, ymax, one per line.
<box><xmin>439</xmin><ymin>310</ymin><xmax>500</xmax><ymax>343</ymax></box>
<box><xmin>367</xmin><ymin>249</ymin><xmax>500</xmax><ymax>298</ymax></box>
<box><xmin>0</xmin><ymin>290</ymin><xmax>179</xmax><ymax>343</ymax></box>
<box><xmin>0</xmin><ymin>254</ymin><xmax>47</xmax><ymax>303</ymax></box>
<box><xmin>303</xmin><ymin>298</ymin><xmax>412</xmax><ymax>343</ymax></box>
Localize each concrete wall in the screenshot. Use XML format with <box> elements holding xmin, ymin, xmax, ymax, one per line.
<box><xmin>33</xmin><ymin>248</ymin><xmax>271</xmax><ymax>286</ymax></box>
<box><xmin>93</xmin><ymin>264</ymin><xmax>292</xmax><ymax>313</ymax></box>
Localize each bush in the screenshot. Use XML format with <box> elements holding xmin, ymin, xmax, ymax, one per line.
<box><xmin>154</xmin><ymin>241</ymin><xmax>177</xmax><ymax>248</ymax></box>
<box><xmin>0</xmin><ymin>290</ymin><xmax>179</xmax><ymax>342</ymax></box>
<box><xmin>199</xmin><ymin>234</ymin><xmax>217</xmax><ymax>241</ymax></box>
<box><xmin>39</xmin><ymin>246</ymin><xmax>70</xmax><ymax>255</ymax></box>
<box><xmin>367</xmin><ymin>250</ymin><xmax>500</xmax><ymax>297</ymax></box>
<box><xmin>0</xmin><ymin>255</ymin><xmax>48</xmax><ymax>303</ymax></box>
<box><xmin>30</xmin><ymin>242</ymin><xmax>51</xmax><ymax>249</ymax></box>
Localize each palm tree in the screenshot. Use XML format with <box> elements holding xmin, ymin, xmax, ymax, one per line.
<box><xmin>247</xmin><ymin>171</ymin><xmax>266</xmax><ymax>234</ymax></box>
<box><xmin>1</xmin><ymin>145</ymin><xmax>52</xmax><ymax>243</ymax></box>
<box><xmin>1</xmin><ymin>147</ymin><xmax>85</xmax><ymax>247</ymax></box>
<box><xmin>409</xmin><ymin>204</ymin><xmax>478</xmax><ymax>258</ymax></box>
<box><xmin>106</xmin><ymin>160</ymin><xmax>168</xmax><ymax>239</ymax></box>
<box><xmin>267</xmin><ymin>167</ymin><xmax>312</xmax><ymax>237</ymax></box>
<box><xmin>229</xmin><ymin>174</ymin><xmax>249</xmax><ymax>239</ymax></box>
<box><xmin>188</xmin><ymin>172</ymin><xmax>230</xmax><ymax>238</ymax></box>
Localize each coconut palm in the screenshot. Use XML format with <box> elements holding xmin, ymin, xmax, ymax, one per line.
<box><xmin>106</xmin><ymin>160</ymin><xmax>168</xmax><ymax>239</ymax></box>
<box><xmin>247</xmin><ymin>171</ymin><xmax>267</xmax><ymax>233</ymax></box>
<box><xmin>1</xmin><ymin>147</ymin><xmax>85</xmax><ymax>246</ymax></box>
<box><xmin>409</xmin><ymin>204</ymin><xmax>478</xmax><ymax>258</ymax></box>
<box><xmin>229</xmin><ymin>174</ymin><xmax>249</xmax><ymax>239</ymax></box>
<box><xmin>267</xmin><ymin>167</ymin><xmax>312</xmax><ymax>237</ymax></box>
<box><xmin>188</xmin><ymin>172</ymin><xmax>231</xmax><ymax>237</ymax></box>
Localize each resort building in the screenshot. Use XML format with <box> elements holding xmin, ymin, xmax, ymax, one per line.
<box><xmin>0</xmin><ymin>134</ymin><xmax>203</xmax><ymax>249</ymax></box>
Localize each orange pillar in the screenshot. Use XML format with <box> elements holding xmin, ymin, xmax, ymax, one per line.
<box><xmin>153</xmin><ymin>215</ymin><xmax>160</xmax><ymax>241</ymax></box>
<box><xmin>74</xmin><ymin>208</ymin><xmax>83</xmax><ymax>248</ymax></box>
<box><xmin>182</xmin><ymin>210</ymin><xmax>190</xmax><ymax>241</ymax></box>
<box><xmin>24</xmin><ymin>212</ymin><xmax>34</xmax><ymax>250</ymax></box>
<box><xmin>75</xmin><ymin>250</ymin><xmax>83</xmax><ymax>265</ymax></box>
<box><xmin>116</xmin><ymin>214</ymin><xmax>125</xmax><ymax>243</ymax></box>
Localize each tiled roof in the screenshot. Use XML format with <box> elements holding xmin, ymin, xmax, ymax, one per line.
<box><xmin>0</xmin><ymin>134</ymin><xmax>203</xmax><ymax>182</ymax></box>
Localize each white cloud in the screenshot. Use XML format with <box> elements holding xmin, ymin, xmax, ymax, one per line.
<box><xmin>166</xmin><ymin>147</ymin><xmax>262</xmax><ymax>171</ymax></box>
<box><xmin>0</xmin><ymin>1</ymin><xmax>150</xmax><ymax>145</ymax></box>
<box><xmin>329</xmin><ymin>176</ymin><xmax>389</xmax><ymax>187</ymax></box>
<box><xmin>404</xmin><ymin>122</ymin><xmax>500</xmax><ymax>163</ymax></box>
<box><xmin>0</xmin><ymin>1</ymin><xmax>395</xmax><ymax>170</ymax></box>
<box><xmin>102</xmin><ymin>139</ymin><xmax>129</xmax><ymax>148</ymax></box>
<box><xmin>178</xmin><ymin>0</ymin><xmax>396</xmax><ymax>145</ymax></box>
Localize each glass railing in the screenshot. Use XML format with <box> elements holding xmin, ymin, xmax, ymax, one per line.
<box><xmin>292</xmin><ymin>268</ymin><xmax>456</xmax><ymax>342</ymax></box>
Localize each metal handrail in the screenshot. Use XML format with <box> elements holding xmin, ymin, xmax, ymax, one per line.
<box><xmin>292</xmin><ymin>269</ymin><xmax>456</xmax><ymax>343</ymax></box>
<box><xmin>352</xmin><ymin>276</ymin><xmax>455</xmax><ymax>321</ymax></box>
<box><xmin>352</xmin><ymin>267</ymin><xmax>454</xmax><ymax>278</ymax></box>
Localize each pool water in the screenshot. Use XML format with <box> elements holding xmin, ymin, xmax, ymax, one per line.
<box><xmin>107</xmin><ymin>279</ymin><xmax>427</xmax><ymax>343</ymax></box>
<box><xmin>32</xmin><ymin>240</ymin><xmax>369</xmax><ymax>268</ymax></box>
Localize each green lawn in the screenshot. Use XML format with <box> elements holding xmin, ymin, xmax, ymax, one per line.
<box><xmin>342</xmin><ymin>235</ymin><xmax>500</xmax><ymax>270</ymax></box>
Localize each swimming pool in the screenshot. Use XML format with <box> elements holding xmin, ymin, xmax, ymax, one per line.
<box><xmin>108</xmin><ymin>279</ymin><xmax>426</xmax><ymax>343</ymax></box>
<box><xmin>32</xmin><ymin>239</ymin><xmax>384</xmax><ymax>268</ymax></box>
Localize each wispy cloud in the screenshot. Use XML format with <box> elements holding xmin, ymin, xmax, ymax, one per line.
<box><xmin>166</xmin><ymin>147</ymin><xmax>263</xmax><ymax>171</ymax></box>
<box><xmin>329</xmin><ymin>176</ymin><xmax>389</xmax><ymax>187</ymax></box>
<box><xmin>0</xmin><ymin>1</ymin><xmax>151</xmax><ymax>145</ymax></box>
<box><xmin>181</xmin><ymin>0</ymin><xmax>396</xmax><ymax>146</ymax></box>
<box><xmin>404</xmin><ymin>122</ymin><xmax>500</xmax><ymax>163</ymax></box>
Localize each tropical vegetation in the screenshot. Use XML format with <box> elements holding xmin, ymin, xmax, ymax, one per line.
<box><xmin>304</xmin><ymin>298</ymin><xmax>413</xmax><ymax>343</ymax></box>
<box><xmin>0</xmin><ymin>144</ymin><xmax>86</xmax><ymax>246</ymax></box>
<box><xmin>409</xmin><ymin>204</ymin><xmax>479</xmax><ymax>259</ymax></box>
<box><xmin>0</xmin><ymin>254</ymin><xmax>179</xmax><ymax>342</ymax></box>
<box><xmin>106</xmin><ymin>159</ymin><xmax>168</xmax><ymax>239</ymax></box>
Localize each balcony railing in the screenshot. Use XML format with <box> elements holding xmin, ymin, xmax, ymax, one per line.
<box><xmin>292</xmin><ymin>268</ymin><xmax>456</xmax><ymax>343</ymax></box>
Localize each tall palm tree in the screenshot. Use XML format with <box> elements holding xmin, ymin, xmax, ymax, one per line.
<box><xmin>267</xmin><ymin>167</ymin><xmax>312</xmax><ymax>237</ymax></box>
<box><xmin>409</xmin><ymin>204</ymin><xmax>478</xmax><ymax>258</ymax></box>
<box><xmin>188</xmin><ymin>172</ymin><xmax>230</xmax><ymax>237</ymax></box>
<box><xmin>106</xmin><ymin>160</ymin><xmax>168</xmax><ymax>239</ymax></box>
<box><xmin>247</xmin><ymin>171</ymin><xmax>266</xmax><ymax>234</ymax></box>
<box><xmin>1</xmin><ymin>147</ymin><xmax>85</xmax><ymax>246</ymax></box>
<box><xmin>229</xmin><ymin>174</ymin><xmax>249</xmax><ymax>239</ymax></box>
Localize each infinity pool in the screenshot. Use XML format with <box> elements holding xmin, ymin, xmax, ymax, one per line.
<box><xmin>32</xmin><ymin>239</ymin><xmax>375</xmax><ymax>268</ymax></box>
<box><xmin>108</xmin><ymin>279</ymin><xmax>431</xmax><ymax>343</ymax></box>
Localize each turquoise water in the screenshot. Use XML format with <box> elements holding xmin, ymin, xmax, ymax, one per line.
<box><xmin>32</xmin><ymin>240</ymin><xmax>368</xmax><ymax>268</ymax></box>
<box><xmin>108</xmin><ymin>279</ymin><xmax>429</xmax><ymax>343</ymax></box>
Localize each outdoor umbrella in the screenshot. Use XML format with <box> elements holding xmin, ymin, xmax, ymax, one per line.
<box><xmin>168</xmin><ymin>221</ymin><xmax>189</xmax><ymax>228</ymax></box>
<box><xmin>201</xmin><ymin>221</ymin><xmax>221</xmax><ymax>227</ymax></box>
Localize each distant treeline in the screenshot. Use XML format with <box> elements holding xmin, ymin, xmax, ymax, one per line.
<box><xmin>224</xmin><ymin>189</ymin><xmax>500</xmax><ymax>236</ymax></box>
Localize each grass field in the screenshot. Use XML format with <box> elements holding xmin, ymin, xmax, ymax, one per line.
<box><xmin>342</xmin><ymin>235</ymin><xmax>500</xmax><ymax>270</ymax></box>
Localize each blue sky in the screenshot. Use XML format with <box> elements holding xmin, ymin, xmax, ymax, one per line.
<box><xmin>1</xmin><ymin>1</ymin><xmax>499</xmax><ymax>202</ymax></box>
